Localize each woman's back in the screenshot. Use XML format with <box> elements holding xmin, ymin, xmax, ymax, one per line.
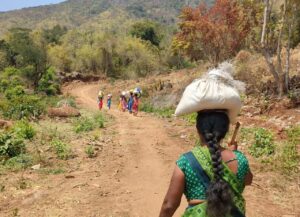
<box><xmin>177</xmin><ymin>146</ymin><xmax>249</xmax><ymax>201</ymax></box>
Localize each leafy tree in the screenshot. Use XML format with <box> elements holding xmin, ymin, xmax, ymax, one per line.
<box><xmin>173</xmin><ymin>0</ymin><xmax>254</xmax><ymax>64</ymax></box>
<box><xmin>6</xmin><ymin>28</ymin><xmax>47</xmax><ymax>87</ymax></box>
<box><xmin>130</xmin><ymin>21</ymin><xmax>162</xmax><ymax>46</ymax></box>
<box><xmin>42</xmin><ymin>25</ymin><xmax>67</xmax><ymax>45</ymax></box>
<box><xmin>260</xmin><ymin>0</ymin><xmax>300</xmax><ymax>96</ymax></box>
<box><xmin>38</xmin><ymin>67</ymin><xmax>60</xmax><ymax>95</ymax></box>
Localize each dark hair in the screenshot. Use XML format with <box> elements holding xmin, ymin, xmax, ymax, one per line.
<box><xmin>196</xmin><ymin>111</ymin><xmax>233</xmax><ymax>217</ymax></box>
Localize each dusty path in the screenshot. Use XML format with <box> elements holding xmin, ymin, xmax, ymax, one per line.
<box><xmin>68</xmin><ymin>82</ymin><xmax>188</xmax><ymax>216</ymax></box>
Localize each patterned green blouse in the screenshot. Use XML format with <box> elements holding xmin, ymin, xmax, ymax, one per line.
<box><xmin>176</xmin><ymin>147</ymin><xmax>250</xmax><ymax>201</ymax></box>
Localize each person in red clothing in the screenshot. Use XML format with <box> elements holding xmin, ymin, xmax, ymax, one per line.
<box><xmin>98</xmin><ymin>90</ymin><xmax>104</xmax><ymax>110</ymax></box>
<box><xmin>132</xmin><ymin>92</ymin><xmax>139</xmax><ymax>116</ymax></box>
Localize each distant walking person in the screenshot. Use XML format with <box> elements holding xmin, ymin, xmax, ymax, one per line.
<box><xmin>132</xmin><ymin>91</ymin><xmax>139</xmax><ymax>116</ymax></box>
<box><xmin>119</xmin><ymin>91</ymin><xmax>127</xmax><ymax>112</ymax></box>
<box><xmin>107</xmin><ymin>94</ymin><xmax>112</xmax><ymax>110</ymax></box>
<box><xmin>97</xmin><ymin>90</ymin><xmax>104</xmax><ymax>110</ymax></box>
<box><xmin>128</xmin><ymin>90</ymin><xmax>134</xmax><ymax>114</ymax></box>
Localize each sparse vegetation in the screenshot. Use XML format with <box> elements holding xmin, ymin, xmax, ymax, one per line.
<box><xmin>85</xmin><ymin>145</ymin><xmax>96</xmax><ymax>158</ymax></box>
<box><xmin>4</xmin><ymin>154</ymin><xmax>33</xmax><ymax>171</ymax></box>
<box><xmin>140</xmin><ymin>102</ymin><xmax>174</xmax><ymax>118</ymax></box>
<box><xmin>12</xmin><ymin>119</ymin><xmax>36</xmax><ymax>140</ymax></box>
<box><xmin>74</xmin><ymin>117</ymin><xmax>96</xmax><ymax>133</ymax></box>
<box><xmin>50</xmin><ymin>139</ymin><xmax>72</xmax><ymax>160</ymax></box>
<box><xmin>0</xmin><ymin>131</ymin><xmax>25</xmax><ymax>159</ymax></box>
<box><xmin>276</xmin><ymin>126</ymin><xmax>300</xmax><ymax>175</ymax></box>
<box><xmin>74</xmin><ymin>114</ymin><xmax>105</xmax><ymax>133</ymax></box>
<box><xmin>249</xmin><ymin>128</ymin><xmax>275</xmax><ymax>158</ymax></box>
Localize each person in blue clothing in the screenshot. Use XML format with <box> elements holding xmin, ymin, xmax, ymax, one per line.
<box><xmin>107</xmin><ymin>94</ymin><xmax>112</xmax><ymax>110</ymax></box>
<box><xmin>127</xmin><ymin>89</ymin><xmax>134</xmax><ymax>114</ymax></box>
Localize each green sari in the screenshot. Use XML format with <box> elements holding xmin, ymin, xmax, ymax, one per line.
<box><xmin>182</xmin><ymin>146</ymin><xmax>246</xmax><ymax>217</ymax></box>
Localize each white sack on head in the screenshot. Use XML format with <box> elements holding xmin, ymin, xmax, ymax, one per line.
<box><xmin>175</xmin><ymin>62</ymin><xmax>244</xmax><ymax>123</ymax></box>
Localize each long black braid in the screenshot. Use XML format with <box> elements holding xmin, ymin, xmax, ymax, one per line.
<box><xmin>196</xmin><ymin>111</ymin><xmax>233</xmax><ymax>217</ymax></box>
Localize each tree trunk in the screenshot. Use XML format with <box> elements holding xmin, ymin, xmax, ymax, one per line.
<box><xmin>285</xmin><ymin>6</ymin><xmax>294</xmax><ymax>92</ymax></box>
<box><xmin>262</xmin><ymin>48</ymin><xmax>281</xmax><ymax>90</ymax></box>
<box><xmin>261</xmin><ymin>0</ymin><xmax>270</xmax><ymax>46</ymax></box>
<box><xmin>276</xmin><ymin>0</ymin><xmax>287</xmax><ymax>97</ymax></box>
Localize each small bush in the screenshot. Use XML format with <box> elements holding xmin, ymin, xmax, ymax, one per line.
<box><xmin>57</xmin><ymin>97</ymin><xmax>77</xmax><ymax>108</ymax></box>
<box><xmin>0</xmin><ymin>132</ymin><xmax>25</xmax><ymax>158</ymax></box>
<box><xmin>85</xmin><ymin>145</ymin><xmax>96</xmax><ymax>158</ymax></box>
<box><xmin>50</xmin><ymin>139</ymin><xmax>71</xmax><ymax>160</ymax></box>
<box><xmin>74</xmin><ymin>117</ymin><xmax>95</xmax><ymax>133</ymax></box>
<box><xmin>38</xmin><ymin>67</ymin><xmax>60</xmax><ymax>95</ymax></box>
<box><xmin>249</xmin><ymin>128</ymin><xmax>275</xmax><ymax>158</ymax></box>
<box><xmin>12</xmin><ymin>120</ymin><xmax>36</xmax><ymax>140</ymax></box>
<box><xmin>140</xmin><ymin>102</ymin><xmax>174</xmax><ymax>118</ymax></box>
<box><xmin>140</xmin><ymin>102</ymin><xmax>155</xmax><ymax>113</ymax></box>
<box><xmin>5</xmin><ymin>154</ymin><xmax>33</xmax><ymax>170</ymax></box>
<box><xmin>94</xmin><ymin>113</ymin><xmax>105</xmax><ymax>128</ymax></box>
<box><xmin>0</xmin><ymin>95</ymin><xmax>45</xmax><ymax>120</ymax></box>
<box><xmin>4</xmin><ymin>85</ymin><xmax>25</xmax><ymax>100</ymax></box>
<box><xmin>277</xmin><ymin>126</ymin><xmax>300</xmax><ymax>175</ymax></box>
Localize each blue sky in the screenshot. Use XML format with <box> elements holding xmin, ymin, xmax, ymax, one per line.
<box><xmin>0</xmin><ymin>0</ymin><xmax>66</xmax><ymax>12</ymax></box>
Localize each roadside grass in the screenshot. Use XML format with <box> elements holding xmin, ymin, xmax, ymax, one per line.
<box><xmin>73</xmin><ymin>113</ymin><xmax>105</xmax><ymax>133</ymax></box>
<box><xmin>140</xmin><ymin>102</ymin><xmax>175</xmax><ymax>118</ymax></box>
<box><xmin>239</xmin><ymin>125</ymin><xmax>299</xmax><ymax>176</ymax></box>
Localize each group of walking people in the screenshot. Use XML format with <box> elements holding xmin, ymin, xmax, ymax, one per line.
<box><xmin>97</xmin><ymin>91</ymin><xmax>112</xmax><ymax>110</ymax></box>
<box><xmin>118</xmin><ymin>89</ymin><xmax>141</xmax><ymax>115</ymax></box>
<box><xmin>97</xmin><ymin>88</ymin><xmax>141</xmax><ymax>116</ymax></box>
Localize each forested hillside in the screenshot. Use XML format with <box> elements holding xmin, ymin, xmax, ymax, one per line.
<box><xmin>0</xmin><ymin>0</ymin><xmax>215</xmax><ymax>35</ymax></box>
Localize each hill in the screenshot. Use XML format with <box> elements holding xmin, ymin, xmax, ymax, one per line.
<box><xmin>0</xmin><ymin>0</ymin><xmax>215</xmax><ymax>35</ymax></box>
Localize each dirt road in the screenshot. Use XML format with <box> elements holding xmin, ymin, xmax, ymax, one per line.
<box><xmin>68</xmin><ymin>82</ymin><xmax>188</xmax><ymax>216</ymax></box>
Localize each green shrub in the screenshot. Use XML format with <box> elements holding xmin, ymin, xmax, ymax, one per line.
<box><xmin>85</xmin><ymin>145</ymin><xmax>95</xmax><ymax>158</ymax></box>
<box><xmin>184</xmin><ymin>113</ymin><xmax>197</xmax><ymax>124</ymax></box>
<box><xmin>38</xmin><ymin>67</ymin><xmax>60</xmax><ymax>95</ymax></box>
<box><xmin>11</xmin><ymin>120</ymin><xmax>36</xmax><ymax>140</ymax></box>
<box><xmin>278</xmin><ymin>126</ymin><xmax>300</xmax><ymax>175</ymax></box>
<box><xmin>50</xmin><ymin>139</ymin><xmax>71</xmax><ymax>160</ymax></box>
<box><xmin>140</xmin><ymin>102</ymin><xmax>155</xmax><ymax>113</ymax></box>
<box><xmin>74</xmin><ymin>117</ymin><xmax>95</xmax><ymax>133</ymax></box>
<box><xmin>4</xmin><ymin>85</ymin><xmax>25</xmax><ymax>100</ymax></box>
<box><xmin>0</xmin><ymin>67</ymin><xmax>24</xmax><ymax>93</ymax></box>
<box><xmin>140</xmin><ymin>102</ymin><xmax>174</xmax><ymax>118</ymax></box>
<box><xmin>5</xmin><ymin>154</ymin><xmax>33</xmax><ymax>170</ymax></box>
<box><xmin>0</xmin><ymin>132</ymin><xmax>25</xmax><ymax>158</ymax></box>
<box><xmin>249</xmin><ymin>128</ymin><xmax>275</xmax><ymax>158</ymax></box>
<box><xmin>94</xmin><ymin>113</ymin><xmax>105</xmax><ymax>128</ymax></box>
<box><xmin>57</xmin><ymin>97</ymin><xmax>77</xmax><ymax>108</ymax></box>
<box><xmin>0</xmin><ymin>94</ymin><xmax>45</xmax><ymax>120</ymax></box>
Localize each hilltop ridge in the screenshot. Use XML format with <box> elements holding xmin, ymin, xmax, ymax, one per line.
<box><xmin>0</xmin><ymin>0</ymin><xmax>215</xmax><ymax>35</ymax></box>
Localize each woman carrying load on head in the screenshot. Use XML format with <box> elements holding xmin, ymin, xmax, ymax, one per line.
<box><xmin>132</xmin><ymin>88</ymin><xmax>142</xmax><ymax>116</ymax></box>
<box><xmin>159</xmin><ymin>63</ymin><xmax>253</xmax><ymax>217</ymax></box>
<box><xmin>119</xmin><ymin>91</ymin><xmax>127</xmax><ymax>112</ymax></box>
<box><xmin>128</xmin><ymin>89</ymin><xmax>134</xmax><ymax>114</ymax></box>
<box><xmin>97</xmin><ymin>90</ymin><xmax>104</xmax><ymax>110</ymax></box>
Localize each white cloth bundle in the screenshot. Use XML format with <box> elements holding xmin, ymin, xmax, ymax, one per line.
<box><xmin>175</xmin><ymin>62</ymin><xmax>245</xmax><ymax>123</ymax></box>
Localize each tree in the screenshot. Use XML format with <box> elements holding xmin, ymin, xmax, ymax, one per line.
<box><xmin>6</xmin><ymin>28</ymin><xmax>47</xmax><ymax>87</ymax></box>
<box><xmin>260</xmin><ymin>0</ymin><xmax>300</xmax><ymax>96</ymax></box>
<box><xmin>42</xmin><ymin>25</ymin><xmax>67</xmax><ymax>45</ymax></box>
<box><xmin>130</xmin><ymin>21</ymin><xmax>162</xmax><ymax>47</ymax></box>
<box><xmin>173</xmin><ymin>0</ymin><xmax>253</xmax><ymax>64</ymax></box>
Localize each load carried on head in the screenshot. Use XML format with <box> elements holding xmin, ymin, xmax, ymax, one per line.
<box><xmin>133</xmin><ymin>87</ymin><xmax>142</xmax><ymax>98</ymax></box>
<box><xmin>175</xmin><ymin>62</ymin><xmax>245</xmax><ymax>123</ymax></box>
